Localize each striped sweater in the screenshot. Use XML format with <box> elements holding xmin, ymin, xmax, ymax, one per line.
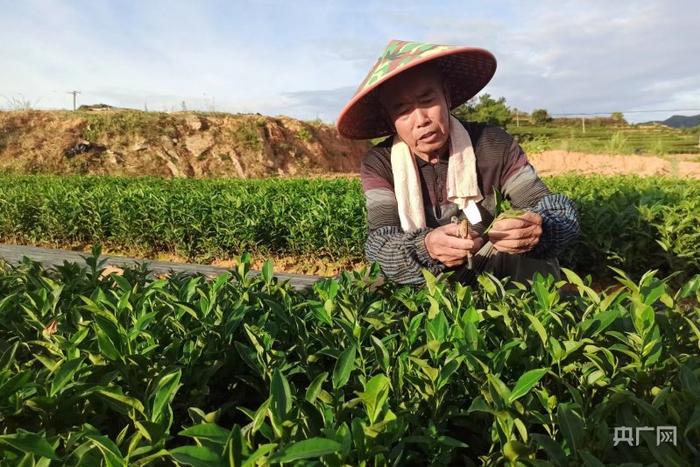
<box><xmin>360</xmin><ymin>119</ymin><xmax>580</xmax><ymax>285</ymax></box>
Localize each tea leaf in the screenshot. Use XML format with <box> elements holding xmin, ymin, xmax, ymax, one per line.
<box><xmin>85</xmin><ymin>434</ymin><xmax>125</xmax><ymax>467</ymax></box>
<box><xmin>509</xmin><ymin>368</ymin><xmax>548</xmax><ymax>403</ymax></box>
<box><xmin>150</xmin><ymin>369</ymin><xmax>182</xmax><ymax>423</ymax></box>
<box><xmin>531</xmin><ymin>434</ymin><xmax>567</xmax><ymax>466</ymax></box>
<box><xmin>49</xmin><ymin>357</ymin><xmax>84</xmax><ymax>397</ymax></box>
<box><xmin>269</xmin><ymin>437</ymin><xmax>341</xmax><ymax>463</ymax></box>
<box><xmin>271</xmin><ymin>368</ymin><xmax>292</xmax><ymax>422</ymax></box>
<box><xmin>0</xmin><ymin>430</ymin><xmax>60</xmax><ymax>460</ymax></box>
<box><xmin>261</xmin><ymin>260</ymin><xmax>274</xmax><ymax>285</ymax></box>
<box><xmin>557</xmin><ymin>404</ymin><xmax>584</xmax><ymax>453</ymax></box>
<box><xmin>304</xmin><ymin>372</ymin><xmax>328</xmax><ymax>403</ymax></box>
<box><xmin>179</xmin><ymin>423</ymin><xmax>230</xmax><ymax>444</ymax></box>
<box><xmin>370</xmin><ymin>335</ymin><xmax>390</xmax><ymax>372</ymax></box>
<box><xmin>169</xmin><ymin>445</ymin><xmax>221</xmax><ymax>466</ymax></box>
<box><xmin>332</xmin><ymin>344</ymin><xmax>357</xmax><ymax>390</ymax></box>
<box><xmin>91</xmin><ymin>387</ymin><xmax>146</xmax><ymax>416</ymax></box>
<box><xmin>357</xmin><ymin>374</ymin><xmax>390</xmax><ymax>424</ymax></box>
<box><xmin>524</xmin><ymin>312</ymin><xmax>547</xmax><ymax>346</ymax></box>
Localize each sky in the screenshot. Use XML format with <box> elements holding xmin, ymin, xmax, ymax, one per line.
<box><xmin>1</xmin><ymin>0</ymin><xmax>699</xmax><ymax>124</ymax></box>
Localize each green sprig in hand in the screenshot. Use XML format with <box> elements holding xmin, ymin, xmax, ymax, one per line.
<box><xmin>483</xmin><ymin>188</ymin><xmax>542</xmax><ymax>254</ymax></box>
<box><xmin>484</xmin><ymin>188</ymin><xmax>526</xmax><ymax>235</ymax></box>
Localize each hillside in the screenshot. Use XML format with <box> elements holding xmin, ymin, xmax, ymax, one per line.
<box><xmin>0</xmin><ymin>109</ymin><xmax>369</xmax><ymax>178</ymax></box>
<box><xmin>662</xmin><ymin>114</ymin><xmax>700</xmax><ymax>128</ymax></box>
<box><xmin>639</xmin><ymin>114</ymin><xmax>700</xmax><ymax>129</ymax></box>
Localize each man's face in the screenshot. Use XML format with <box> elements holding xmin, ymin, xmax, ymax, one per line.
<box><xmin>378</xmin><ymin>66</ymin><xmax>451</xmax><ymax>159</ymax></box>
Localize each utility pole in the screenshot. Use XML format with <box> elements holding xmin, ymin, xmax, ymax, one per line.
<box><xmin>67</xmin><ymin>90</ymin><xmax>80</xmax><ymax>111</ymax></box>
<box><xmin>514</xmin><ymin>108</ymin><xmax>520</xmax><ymax>127</ymax></box>
<box><xmin>581</xmin><ymin>116</ymin><xmax>586</xmax><ymax>134</ymax></box>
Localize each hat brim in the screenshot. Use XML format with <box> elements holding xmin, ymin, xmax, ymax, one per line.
<box><xmin>336</xmin><ymin>47</ymin><xmax>496</xmax><ymax>140</ymax></box>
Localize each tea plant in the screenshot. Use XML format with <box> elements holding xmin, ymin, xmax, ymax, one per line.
<box><xmin>0</xmin><ymin>248</ymin><xmax>699</xmax><ymax>465</ymax></box>
<box><xmin>0</xmin><ymin>174</ymin><xmax>698</xmax><ymax>282</ymax></box>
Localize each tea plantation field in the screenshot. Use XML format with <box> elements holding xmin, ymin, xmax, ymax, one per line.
<box><xmin>509</xmin><ymin>122</ymin><xmax>700</xmax><ymax>156</ymax></box>
<box><xmin>0</xmin><ymin>251</ymin><xmax>698</xmax><ymax>465</ymax></box>
<box><xmin>0</xmin><ymin>174</ymin><xmax>698</xmax><ymax>282</ymax></box>
<box><xmin>1</xmin><ymin>174</ymin><xmax>699</xmax><ymax>465</ymax></box>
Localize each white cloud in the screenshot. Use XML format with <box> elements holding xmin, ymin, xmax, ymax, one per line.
<box><xmin>1</xmin><ymin>0</ymin><xmax>698</xmax><ymax>123</ymax></box>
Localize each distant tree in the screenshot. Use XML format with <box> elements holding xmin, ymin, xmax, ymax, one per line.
<box><xmin>531</xmin><ymin>108</ymin><xmax>552</xmax><ymax>126</ymax></box>
<box><xmin>452</xmin><ymin>98</ymin><xmax>476</xmax><ymax>121</ymax></box>
<box><xmin>611</xmin><ymin>112</ymin><xmax>627</xmax><ymax>125</ymax></box>
<box><xmin>453</xmin><ymin>94</ymin><xmax>512</xmax><ymax>128</ymax></box>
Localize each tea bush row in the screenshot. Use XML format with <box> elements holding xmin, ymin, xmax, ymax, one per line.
<box><xmin>0</xmin><ymin>175</ymin><xmax>698</xmax><ymax>281</ymax></box>
<box><xmin>0</xmin><ymin>250</ymin><xmax>698</xmax><ymax>464</ymax></box>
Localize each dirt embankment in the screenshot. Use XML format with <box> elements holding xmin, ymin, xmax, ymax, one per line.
<box><xmin>0</xmin><ymin>109</ymin><xmax>369</xmax><ymax>177</ymax></box>
<box><xmin>2</xmin><ymin>109</ymin><xmax>699</xmax><ymax>180</ymax></box>
<box><xmin>529</xmin><ymin>150</ymin><xmax>700</xmax><ymax>178</ymax></box>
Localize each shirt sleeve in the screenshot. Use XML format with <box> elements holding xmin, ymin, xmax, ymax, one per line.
<box><xmin>500</xmin><ymin>139</ymin><xmax>581</xmax><ymax>259</ymax></box>
<box><xmin>361</xmin><ymin>151</ymin><xmax>446</xmax><ymax>284</ymax></box>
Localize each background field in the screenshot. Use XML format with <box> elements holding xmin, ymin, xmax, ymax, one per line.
<box><xmin>1</xmin><ymin>174</ymin><xmax>698</xmax><ymax>284</ymax></box>
<box><xmin>511</xmin><ymin>121</ymin><xmax>700</xmax><ymax>156</ymax></box>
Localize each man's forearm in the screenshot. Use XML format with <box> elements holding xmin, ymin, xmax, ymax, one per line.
<box><xmin>365</xmin><ymin>225</ymin><xmax>446</xmax><ymax>285</ymax></box>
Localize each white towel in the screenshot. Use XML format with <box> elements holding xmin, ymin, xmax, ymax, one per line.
<box><xmin>391</xmin><ymin>115</ymin><xmax>482</xmax><ymax>232</ymax></box>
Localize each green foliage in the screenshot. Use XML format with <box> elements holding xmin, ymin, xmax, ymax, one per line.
<box><xmin>453</xmin><ymin>94</ymin><xmax>512</xmax><ymax>128</ymax></box>
<box><xmin>0</xmin><ymin>250</ymin><xmax>698</xmax><ymax>464</ymax></box>
<box><xmin>79</xmin><ymin>111</ymin><xmax>172</xmax><ymax>142</ymax></box>
<box><xmin>510</xmin><ymin>122</ymin><xmax>700</xmax><ymax>155</ymax></box>
<box><xmin>605</xmin><ymin>131</ymin><xmax>629</xmax><ymax>154</ymax></box>
<box><xmin>296</xmin><ymin>126</ymin><xmax>313</xmax><ymax>142</ymax></box>
<box><xmin>546</xmin><ymin>175</ymin><xmax>700</xmax><ymax>281</ymax></box>
<box><xmin>0</xmin><ymin>175</ymin><xmax>367</xmax><ymax>262</ymax></box>
<box><xmin>231</xmin><ymin>119</ymin><xmax>263</xmax><ymax>152</ymax></box>
<box><xmin>650</xmin><ymin>139</ymin><xmax>667</xmax><ymax>156</ymax></box>
<box><xmin>519</xmin><ymin>135</ymin><xmax>551</xmax><ymax>154</ymax></box>
<box><xmin>610</xmin><ymin>112</ymin><xmax>627</xmax><ymax>124</ymax></box>
<box><xmin>531</xmin><ymin>109</ymin><xmax>552</xmax><ymax>126</ymax></box>
<box><xmin>0</xmin><ymin>174</ymin><xmax>699</xmax><ymax>283</ymax></box>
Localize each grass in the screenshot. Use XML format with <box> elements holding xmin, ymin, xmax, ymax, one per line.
<box><xmin>228</xmin><ymin>117</ymin><xmax>265</xmax><ymax>152</ymax></box>
<box><xmin>78</xmin><ymin>110</ymin><xmax>174</xmax><ymax>142</ymax></box>
<box><xmin>296</xmin><ymin>126</ymin><xmax>313</xmax><ymax>142</ymax></box>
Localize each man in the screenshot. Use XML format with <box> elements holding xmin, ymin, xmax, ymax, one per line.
<box><xmin>336</xmin><ymin>40</ymin><xmax>580</xmax><ymax>286</ymax></box>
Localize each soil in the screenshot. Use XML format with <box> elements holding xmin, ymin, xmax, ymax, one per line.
<box><xmin>0</xmin><ymin>109</ymin><xmax>369</xmax><ymax>178</ymax></box>
<box><xmin>2</xmin><ymin>109</ymin><xmax>698</xmax><ymax>179</ymax></box>
<box><xmin>528</xmin><ymin>150</ymin><xmax>700</xmax><ymax>178</ymax></box>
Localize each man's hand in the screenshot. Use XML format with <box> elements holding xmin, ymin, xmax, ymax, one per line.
<box><xmin>487</xmin><ymin>211</ymin><xmax>543</xmax><ymax>254</ymax></box>
<box><xmin>425</xmin><ymin>223</ymin><xmax>484</xmax><ymax>267</ymax></box>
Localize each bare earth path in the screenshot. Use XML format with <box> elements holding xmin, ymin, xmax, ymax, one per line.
<box><xmin>528</xmin><ymin>151</ymin><xmax>700</xmax><ymax>178</ymax></box>
<box><xmin>0</xmin><ymin>244</ymin><xmax>325</xmax><ymax>291</ymax></box>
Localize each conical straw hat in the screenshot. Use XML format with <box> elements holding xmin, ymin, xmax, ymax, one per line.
<box><xmin>337</xmin><ymin>39</ymin><xmax>496</xmax><ymax>140</ymax></box>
